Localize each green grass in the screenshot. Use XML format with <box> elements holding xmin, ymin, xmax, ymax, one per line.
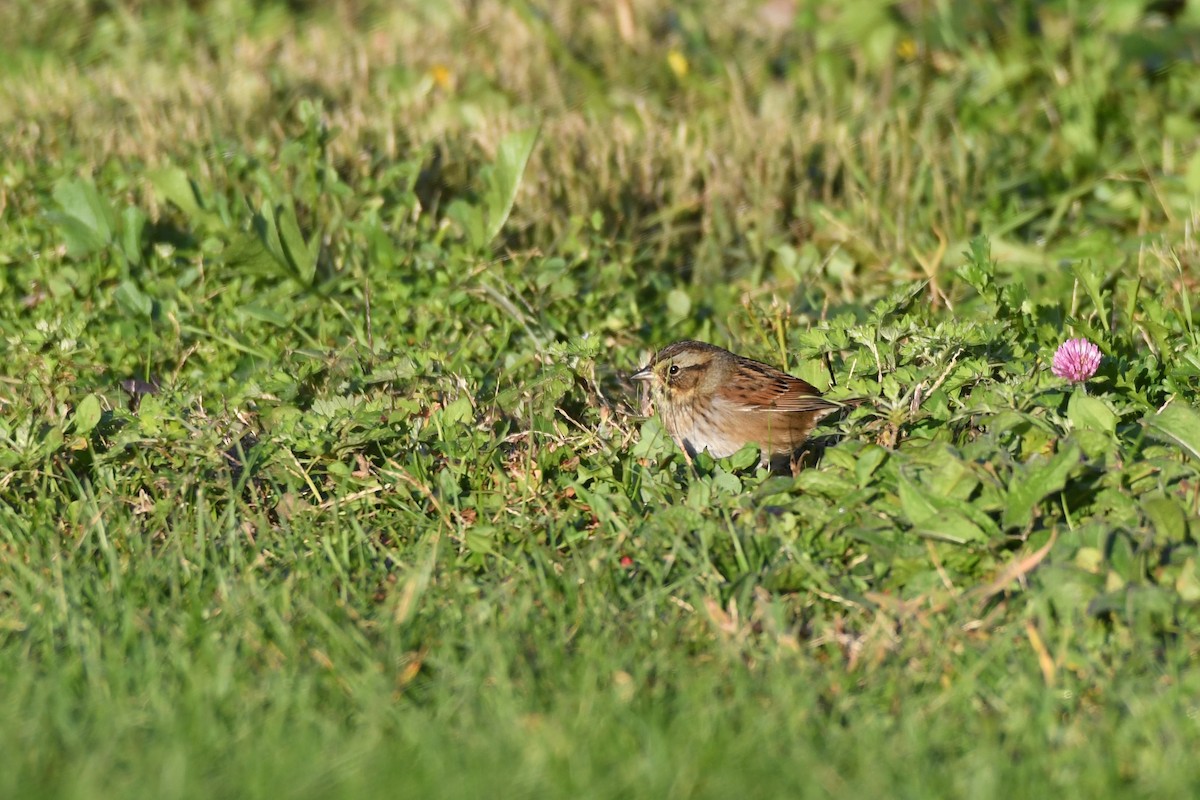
<box><xmin>3</xmin><ymin>0</ymin><xmax>1200</xmax><ymax>797</ymax></box>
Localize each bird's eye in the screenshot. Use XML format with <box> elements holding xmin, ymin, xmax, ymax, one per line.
<box><xmin>668</xmin><ymin>364</ymin><xmax>680</xmax><ymax>376</ymax></box>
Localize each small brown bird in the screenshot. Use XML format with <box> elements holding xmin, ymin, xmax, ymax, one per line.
<box><xmin>631</xmin><ymin>340</ymin><xmax>849</xmax><ymax>471</ymax></box>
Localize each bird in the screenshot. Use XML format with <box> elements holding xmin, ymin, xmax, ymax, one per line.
<box><xmin>631</xmin><ymin>340</ymin><xmax>852</xmax><ymax>472</ymax></box>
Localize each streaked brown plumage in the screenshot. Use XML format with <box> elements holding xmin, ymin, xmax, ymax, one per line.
<box><xmin>631</xmin><ymin>340</ymin><xmax>848</xmax><ymax>470</ymax></box>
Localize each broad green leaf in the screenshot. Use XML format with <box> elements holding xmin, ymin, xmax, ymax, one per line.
<box><xmin>1107</xmin><ymin>533</ymin><xmax>1137</xmax><ymax>581</ymax></box>
<box><xmin>445</xmin><ymin>200</ymin><xmax>487</xmax><ymax>250</ymax></box>
<box><xmin>49</xmin><ymin>213</ymin><xmax>110</xmax><ymax>259</ymax></box>
<box><xmin>483</xmin><ymin>126</ymin><xmax>540</xmax><ymax>246</ymax></box>
<box><xmin>1002</xmin><ymin>442</ymin><xmax>1082</xmax><ymax>530</ymax></box>
<box><xmin>52</xmin><ymin>177</ymin><xmax>115</xmax><ymax>245</ymax></box>
<box><xmin>73</xmin><ymin>394</ymin><xmax>103</xmax><ymax>436</ymax></box>
<box><xmin>918</xmin><ymin>448</ymin><xmax>979</xmax><ymax>501</ymax></box>
<box><xmin>1068</xmin><ymin>391</ymin><xmax>1117</xmax><ymax>434</ymax></box>
<box><xmin>1144</xmin><ymin>404</ymin><xmax>1200</xmax><ymax>463</ymax></box>
<box><xmin>898</xmin><ymin>472</ymin><xmax>994</xmax><ymax>543</ymax></box>
<box><xmin>1075</xmin><ymin>547</ymin><xmax>1104</xmax><ymax>573</ymax></box>
<box><xmin>898</xmin><ymin>474</ymin><xmax>940</xmax><ymax>525</ymax></box>
<box><xmin>794</xmin><ymin>469</ymin><xmax>856</xmax><ymax>497</ymax></box>
<box><xmin>465</xmin><ymin>528</ymin><xmax>497</xmax><ymax>556</ymax></box>
<box><xmin>224</xmin><ymin>231</ymin><xmax>280</xmax><ymax>275</ymax></box>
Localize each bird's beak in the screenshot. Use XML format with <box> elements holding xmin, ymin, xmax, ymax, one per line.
<box><xmin>631</xmin><ymin>365</ymin><xmax>653</xmax><ymax>383</ymax></box>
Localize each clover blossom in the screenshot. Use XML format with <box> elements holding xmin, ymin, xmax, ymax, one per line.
<box><xmin>1052</xmin><ymin>338</ymin><xmax>1101</xmax><ymax>383</ymax></box>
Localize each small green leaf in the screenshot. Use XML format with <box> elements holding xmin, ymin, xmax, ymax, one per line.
<box><xmin>120</xmin><ymin>205</ymin><xmax>147</xmax><ymax>267</ymax></box>
<box><xmin>854</xmin><ymin>444</ymin><xmax>888</xmax><ymax>486</ymax></box>
<box><xmin>73</xmin><ymin>394</ymin><xmax>103</xmax><ymax>436</ymax></box>
<box><xmin>710</xmin><ymin>468</ymin><xmax>742</xmax><ymax>495</ymax></box>
<box><xmin>238</xmin><ymin>304</ymin><xmax>292</xmax><ymax>327</ymax></box>
<box><xmin>149</xmin><ymin>166</ymin><xmax>204</xmax><ymax>221</ymax></box>
<box><xmin>1142</xmin><ymin>492</ymin><xmax>1187</xmax><ymax>543</ymax></box>
<box><xmin>1176</xmin><ymin>558</ymin><xmax>1200</xmax><ymax>603</ymax></box>
<box><xmin>114</xmin><ymin>280</ymin><xmax>154</xmax><ymax>317</ymax></box>
<box><xmin>436</xmin><ymin>396</ymin><xmax>474</xmax><ymax>427</ymax></box>
<box><xmin>1074</xmin><ymin>429</ymin><xmax>1114</xmax><ymax>460</ymax></box>
<box><xmin>1185</xmin><ymin>147</ymin><xmax>1200</xmax><ymax>197</ymax></box>
<box><xmin>898</xmin><ymin>472</ymin><xmax>939</xmax><ymax>526</ymax></box>
<box><xmin>437</xmin><ymin>468</ymin><xmax>462</xmax><ymax>501</ymax></box>
<box><xmin>1071</xmin><ymin>260</ymin><xmax>1109</xmax><ymax>331</ymax></box>
<box><xmin>954</xmin><ymin>236</ymin><xmax>995</xmax><ymax>299</ymax></box>
<box><xmin>726</xmin><ymin>443</ymin><xmax>759</xmax><ymax>471</ymax></box>
<box><xmin>466</xmin><ymin>528</ymin><xmax>496</xmax><ymax>555</ymax></box>
<box><xmin>115</xmin><ymin>281</ymin><xmax>153</xmax><ymax>317</ymax></box>
<box><xmin>632</xmin><ymin>418</ymin><xmax>672</xmax><ymax>458</ymax></box>
<box><xmin>666</xmin><ymin>289</ymin><xmax>691</xmax><ymax>320</ymax></box>
<box><xmin>1107</xmin><ymin>532</ymin><xmax>1137</xmax><ymax>581</ymax></box>
<box><xmin>534</xmin><ymin>366</ymin><xmax>574</xmax><ymax>407</ymax></box>
<box><xmin>254</xmin><ymin>200</ymin><xmax>289</xmax><ymax>270</ymax></box>
<box><xmin>41</xmin><ymin>424</ymin><xmax>64</xmax><ymax>457</ymax></box>
<box><xmin>137</xmin><ymin>394</ymin><xmax>165</xmax><ymax>436</ymax></box>
<box><xmin>555</xmin><ymin>335</ymin><xmax>602</xmax><ymax>359</ymax></box>
<box><xmin>276</xmin><ymin>201</ymin><xmax>316</xmax><ymax>284</ymax></box>
<box><xmin>1075</xmin><ymin>547</ymin><xmax>1104</xmax><ymax>573</ymax></box>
